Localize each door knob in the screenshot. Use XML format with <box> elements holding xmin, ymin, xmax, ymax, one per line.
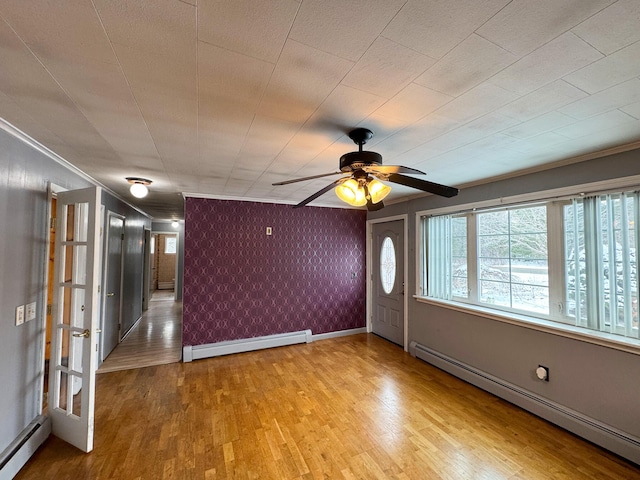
<box><xmin>106</xmin><ymin>292</ymin><xmax>115</xmax><ymax>297</ymax></box>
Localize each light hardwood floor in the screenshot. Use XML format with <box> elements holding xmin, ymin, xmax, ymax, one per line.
<box><xmin>18</xmin><ymin>333</ymin><xmax>640</xmax><ymax>479</ymax></box>
<box><xmin>97</xmin><ymin>290</ymin><xmax>182</xmax><ymax>373</ymax></box>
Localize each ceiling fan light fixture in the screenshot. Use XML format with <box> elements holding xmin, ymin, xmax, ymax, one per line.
<box><xmin>335</xmin><ymin>178</ymin><xmax>367</xmax><ymax>207</ymax></box>
<box><xmin>126</xmin><ymin>177</ymin><xmax>152</xmax><ymax>198</ymax></box>
<box><xmin>273</xmin><ymin>127</ymin><xmax>457</xmax><ymax>208</ymax></box>
<box><xmin>367</xmin><ymin>179</ymin><xmax>391</xmax><ymax>204</ymax></box>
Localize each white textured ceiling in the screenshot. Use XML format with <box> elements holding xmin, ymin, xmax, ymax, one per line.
<box><xmin>1</xmin><ymin>0</ymin><xmax>640</xmax><ymax>219</ymax></box>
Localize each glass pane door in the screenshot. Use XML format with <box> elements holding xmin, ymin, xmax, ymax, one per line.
<box><xmin>49</xmin><ymin>186</ymin><xmax>101</xmax><ymax>452</ymax></box>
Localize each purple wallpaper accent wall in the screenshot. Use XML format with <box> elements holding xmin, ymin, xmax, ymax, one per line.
<box><xmin>183</xmin><ymin>198</ymin><xmax>367</xmax><ymax>346</ymax></box>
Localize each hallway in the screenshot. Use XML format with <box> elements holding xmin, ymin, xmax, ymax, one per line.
<box><xmin>98</xmin><ymin>290</ymin><xmax>182</xmax><ymax>373</ymax></box>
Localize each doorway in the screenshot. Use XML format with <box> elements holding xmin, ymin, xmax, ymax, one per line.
<box><xmin>97</xmin><ymin>226</ymin><xmax>182</xmax><ymax>373</ymax></box>
<box><xmin>368</xmin><ymin>217</ymin><xmax>408</xmax><ymax>349</ymax></box>
<box><xmin>41</xmin><ymin>185</ymin><xmax>173</xmax><ymax>451</ymax></box>
<box><xmin>43</xmin><ymin>197</ymin><xmax>56</xmax><ymax>413</ymax></box>
<box><xmin>152</xmin><ymin>234</ymin><xmax>177</xmax><ymax>292</ymax></box>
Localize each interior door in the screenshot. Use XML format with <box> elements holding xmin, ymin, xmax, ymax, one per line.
<box><xmin>142</xmin><ymin>228</ymin><xmax>151</xmax><ymax>311</ymax></box>
<box><xmin>372</xmin><ymin>220</ymin><xmax>405</xmax><ymax>346</ymax></box>
<box><xmin>49</xmin><ymin>186</ymin><xmax>101</xmax><ymax>452</ymax></box>
<box><xmin>102</xmin><ymin>212</ymin><xmax>124</xmax><ymax>361</ymax></box>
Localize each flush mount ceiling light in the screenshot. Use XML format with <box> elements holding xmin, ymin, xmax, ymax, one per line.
<box><xmin>126</xmin><ymin>177</ymin><xmax>152</xmax><ymax>198</ymax></box>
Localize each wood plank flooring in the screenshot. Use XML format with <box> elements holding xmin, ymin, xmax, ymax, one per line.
<box><xmin>17</xmin><ymin>334</ymin><xmax>640</xmax><ymax>479</ymax></box>
<box><xmin>97</xmin><ymin>290</ymin><xmax>182</xmax><ymax>373</ymax></box>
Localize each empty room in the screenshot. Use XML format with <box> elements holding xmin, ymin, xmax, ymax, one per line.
<box><xmin>1</xmin><ymin>1</ymin><xmax>640</xmax><ymax>479</ymax></box>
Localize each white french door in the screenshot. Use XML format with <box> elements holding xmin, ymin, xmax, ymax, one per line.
<box><xmin>48</xmin><ymin>186</ymin><xmax>101</xmax><ymax>452</ymax></box>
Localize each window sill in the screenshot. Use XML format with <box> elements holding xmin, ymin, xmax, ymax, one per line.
<box><xmin>413</xmin><ymin>295</ymin><xmax>640</xmax><ymax>356</ymax></box>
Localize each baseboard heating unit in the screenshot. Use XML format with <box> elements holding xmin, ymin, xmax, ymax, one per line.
<box><xmin>409</xmin><ymin>341</ymin><xmax>640</xmax><ymax>465</ymax></box>
<box><xmin>183</xmin><ymin>329</ymin><xmax>313</xmax><ymax>362</ymax></box>
<box><xmin>0</xmin><ymin>415</ymin><xmax>50</xmax><ymax>480</ymax></box>
<box><xmin>183</xmin><ymin>327</ymin><xmax>368</xmax><ymax>362</ymax></box>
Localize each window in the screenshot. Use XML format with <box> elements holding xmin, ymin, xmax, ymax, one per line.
<box><xmin>477</xmin><ymin>206</ymin><xmax>549</xmax><ymax>314</ymax></box>
<box><xmin>421</xmin><ymin>191</ymin><xmax>640</xmax><ymax>342</ymax></box>
<box><xmin>380</xmin><ymin>236</ymin><xmax>396</xmax><ymax>294</ymax></box>
<box><xmin>564</xmin><ymin>194</ymin><xmax>638</xmax><ymax>337</ymax></box>
<box><xmin>164</xmin><ymin>236</ymin><xmax>177</xmax><ymax>254</ymax></box>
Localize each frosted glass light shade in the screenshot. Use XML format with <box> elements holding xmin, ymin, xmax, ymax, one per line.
<box><xmin>367</xmin><ymin>179</ymin><xmax>391</xmax><ymax>204</ymax></box>
<box><xmin>130</xmin><ymin>183</ymin><xmax>149</xmax><ymax>198</ymax></box>
<box><xmin>126</xmin><ymin>177</ymin><xmax>152</xmax><ymax>198</ymax></box>
<box><xmin>335</xmin><ymin>179</ymin><xmax>367</xmax><ymax>206</ymax></box>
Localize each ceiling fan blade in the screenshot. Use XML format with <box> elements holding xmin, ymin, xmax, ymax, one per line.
<box><xmin>363</xmin><ymin>165</ymin><xmax>426</xmax><ymax>175</ymax></box>
<box><xmin>293</xmin><ymin>179</ymin><xmax>345</xmax><ymax>208</ymax></box>
<box><xmin>387</xmin><ymin>173</ymin><xmax>459</xmax><ymax>198</ymax></box>
<box><xmin>272</xmin><ymin>171</ymin><xmax>342</xmax><ymax>186</ymax></box>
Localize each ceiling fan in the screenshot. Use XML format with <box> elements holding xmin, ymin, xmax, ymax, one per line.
<box><xmin>272</xmin><ymin>128</ymin><xmax>459</xmax><ymax>211</ymax></box>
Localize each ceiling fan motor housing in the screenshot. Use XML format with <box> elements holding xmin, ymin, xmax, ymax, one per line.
<box><xmin>339</xmin><ymin>151</ymin><xmax>383</xmax><ymax>172</ymax></box>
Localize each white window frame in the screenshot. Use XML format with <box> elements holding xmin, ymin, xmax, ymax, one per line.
<box><xmin>415</xmin><ymin>175</ymin><xmax>640</xmax><ymax>355</ymax></box>
<box><xmin>426</xmin><ymin>203</ymin><xmax>557</xmax><ymax>319</ymax></box>
<box><xmin>164</xmin><ymin>236</ymin><xmax>177</xmax><ymax>255</ymax></box>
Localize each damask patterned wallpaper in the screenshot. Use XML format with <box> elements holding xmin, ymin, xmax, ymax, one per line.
<box><xmin>183</xmin><ymin>197</ymin><xmax>367</xmax><ymax>346</ymax></box>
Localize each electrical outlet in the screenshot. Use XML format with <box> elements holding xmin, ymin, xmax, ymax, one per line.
<box><xmin>16</xmin><ymin>305</ymin><xmax>25</xmax><ymax>326</ymax></box>
<box><xmin>26</xmin><ymin>302</ymin><xmax>37</xmax><ymax>321</ymax></box>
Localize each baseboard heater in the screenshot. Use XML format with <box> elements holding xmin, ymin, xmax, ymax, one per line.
<box><xmin>157</xmin><ymin>281</ymin><xmax>174</xmax><ymax>290</ymax></box>
<box><xmin>183</xmin><ymin>327</ymin><xmax>367</xmax><ymax>362</ymax></box>
<box><xmin>183</xmin><ymin>329</ymin><xmax>313</xmax><ymax>362</ymax></box>
<box><xmin>0</xmin><ymin>415</ymin><xmax>50</xmax><ymax>480</ymax></box>
<box><xmin>409</xmin><ymin>341</ymin><xmax>640</xmax><ymax>466</ymax></box>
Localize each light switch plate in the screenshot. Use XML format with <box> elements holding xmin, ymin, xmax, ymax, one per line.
<box><xmin>16</xmin><ymin>305</ymin><xmax>25</xmax><ymax>326</ymax></box>
<box><xmin>26</xmin><ymin>302</ymin><xmax>36</xmax><ymax>321</ymax></box>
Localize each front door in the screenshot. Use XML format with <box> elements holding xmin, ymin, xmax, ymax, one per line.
<box><xmin>102</xmin><ymin>212</ymin><xmax>124</xmax><ymax>361</ymax></box>
<box><xmin>49</xmin><ymin>186</ymin><xmax>101</xmax><ymax>452</ymax></box>
<box><xmin>372</xmin><ymin>220</ymin><xmax>405</xmax><ymax>346</ymax></box>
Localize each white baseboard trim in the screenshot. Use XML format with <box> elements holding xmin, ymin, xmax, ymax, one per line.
<box><xmin>0</xmin><ymin>415</ymin><xmax>50</xmax><ymax>480</ymax></box>
<box><xmin>409</xmin><ymin>341</ymin><xmax>640</xmax><ymax>465</ymax></box>
<box><xmin>183</xmin><ymin>327</ymin><xmax>368</xmax><ymax>362</ymax></box>
<box><xmin>120</xmin><ymin>315</ymin><xmax>143</xmax><ymax>342</ymax></box>
<box><xmin>311</xmin><ymin>327</ymin><xmax>367</xmax><ymax>342</ymax></box>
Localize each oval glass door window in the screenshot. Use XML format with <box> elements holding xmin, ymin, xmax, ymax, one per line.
<box><xmin>380</xmin><ymin>236</ymin><xmax>396</xmax><ymax>294</ymax></box>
